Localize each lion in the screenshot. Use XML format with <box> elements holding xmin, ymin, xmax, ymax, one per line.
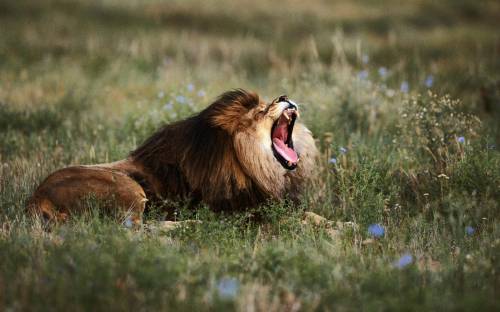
<box><xmin>27</xmin><ymin>89</ymin><xmax>318</xmax><ymax>225</ymax></box>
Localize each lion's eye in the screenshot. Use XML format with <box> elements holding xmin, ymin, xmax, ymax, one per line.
<box><xmin>259</xmin><ymin>102</ymin><xmax>272</xmax><ymax>113</ymax></box>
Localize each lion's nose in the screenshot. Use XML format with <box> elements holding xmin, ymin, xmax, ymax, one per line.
<box><xmin>287</xmin><ymin>100</ymin><xmax>298</xmax><ymax>111</ymax></box>
<box><xmin>276</xmin><ymin>95</ymin><xmax>298</xmax><ymax>111</ymax></box>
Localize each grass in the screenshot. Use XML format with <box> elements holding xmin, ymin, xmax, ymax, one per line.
<box><xmin>1</xmin><ymin>0</ymin><xmax>499</xmax><ymax>310</ymax></box>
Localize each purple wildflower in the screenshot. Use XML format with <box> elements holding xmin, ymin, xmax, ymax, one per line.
<box><xmin>358</xmin><ymin>70</ymin><xmax>369</xmax><ymax>80</ymax></box>
<box><xmin>393</xmin><ymin>253</ymin><xmax>413</xmax><ymax>269</ymax></box>
<box><xmin>124</xmin><ymin>218</ymin><xmax>133</xmax><ymax>228</ymax></box>
<box><xmin>425</xmin><ymin>75</ymin><xmax>434</xmax><ymax>88</ymax></box>
<box><xmin>465</xmin><ymin>226</ymin><xmax>475</xmax><ymax>236</ymax></box>
<box><xmin>217</xmin><ymin>277</ymin><xmax>239</xmax><ymax>299</ymax></box>
<box><xmin>163</xmin><ymin>101</ymin><xmax>173</xmax><ymax>110</ymax></box>
<box><xmin>368</xmin><ymin>224</ymin><xmax>385</xmax><ymax>238</ymax></box>
<box><xmin>400</xmin><ymin>81</ymin><xmax>409</xmax><ymax>93</ymax></box>
<box><xmin>378</xmin><ymin>67</ymin><xmax>388</xmax><ymax>78</ymax></box>
<box><xmin>176</xmin><ymin>95</ymin><xmax>186</xmax><ymax>104</ymax></box>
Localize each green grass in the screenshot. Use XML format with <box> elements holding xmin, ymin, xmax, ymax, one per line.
<box><xmin>1</xmin><ymin>0</ymin><xmax>499</xmax><ymax>310</ymax></box>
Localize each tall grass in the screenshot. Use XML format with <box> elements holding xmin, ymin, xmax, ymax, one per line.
<box><xmin>0</xmin><ymin>0</ymin><xmax>499</xmax><ymax>310</ymax></box>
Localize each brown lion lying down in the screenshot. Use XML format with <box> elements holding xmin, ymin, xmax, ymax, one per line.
<box><xmin>27</xmin><ymin>89</ymin><xmax>318</xmax><ymax>225</ymax></box>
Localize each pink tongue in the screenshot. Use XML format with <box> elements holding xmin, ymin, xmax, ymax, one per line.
<box><xmin>272</xmin><ymin>138</ymin><xmax>298</xmax><ymax>163</ymax></box>
<box><xmin>272</xmin><ymin>116</ymin><xmax>298</xmax><ymax>164</ymax></box>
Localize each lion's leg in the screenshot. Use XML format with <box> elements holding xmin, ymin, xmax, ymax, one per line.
<box><xmin>302</xmin><ymin>211</ymin><xmax>332</xmax><ymax>226</ymax></box>
<box><xmin>302</xmin><ymin>211</ymin><xmax>358</xmax><ymax>232</ymax></box>
<box><xmin>27</xmin><ymin>196</ymin><xmax>69</xmax><ymax>223</ymax></box>
<box><xmin>155</xmin><ymin>220</ymin><xmax>202</xmax><ymax>231</ymax></box>
<box><xmin>28</xmin><ymin>165</ymin><xmax>147</xmax><ymax>225</ymax></box>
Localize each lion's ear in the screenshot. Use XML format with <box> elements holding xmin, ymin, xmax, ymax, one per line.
<box><xmin>207</xmin><ymin>89</ymin><xmax>260</xmax><ymax>134</ymax></box>
<box><xmin>210</xmin><ymin>107</ymin><xmax>248</xmax><ymax>134</ymax></box>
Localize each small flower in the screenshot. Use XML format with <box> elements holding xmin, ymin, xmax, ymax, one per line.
<box><xmin>329</xmin><ymin>157</ymin><xmax>337</xmax><ymax>165</ymax></box>
<box><xmin>187</xmin><ymin>83</ymin><xmax>194</xmax><ymax>92</ymax></box>
<box><xmin>457</xmin><ymin>136</ymin><xmax>465</xmax><ymax>143</ymax></box>
<box><xmin>393</xmin><ymin>253</ymin><xmax>413</xmax><ymax>269</ymax></box>
<box><xmin>157</xmin><ymin>91</ymin><xmax>165</xmax><ymax>99</ymax></box>
<box><xmin>465</xmin><ymin>226</ymin><xmax>475</xmax><ymax>236</ymax></box>
<box><xmin>217</xmin><ymin>277</ymin><xmax>239</xmax><ymax>299</ymax></box>
<box><xmin>362</xmin><ymin>54</ymin><xmax>369</xmax><ymax>64</ymax></box>
<box><xmin>425</xmin><ymin>75</ymin><xmax>434</xmax><ymax>88</ymax></box>
<box><xmin>378</xmin><ymin>67</ymin><xmax>388</xmax><ymax>78</ymax></box>
<box><xmin>197</xmin><ymin>90</ymin><xmax>206</xmax><ymax>97</ymax></box>
<box><xmin>163</xmin><ymin>101</ymin><xmax>173</xmax><ymax>110</ymax></box>
<box><xmin>339</xmin><ymin>147</ymin><xmax>347</xmax><ymax>154</ymax></box>
<box><xmin>386</xmin><ymin>89</ymin><xmax>396</xmax><ymax>97</ymax></box>
<box><xmin>124</xmin><ymin>218</ymin><xmax>133</xmax><ymax>228</ymax></box>
<box><xmin>368</xmin><ymin>224</ymin><xmax>385</xmax><ymax>238</ymax></box>
<box><xmin>400</xmin><ymin>81</ymin><xmax>409</xmax><ymax>93</ymax></box>
<box><xmin>358</xmin><ymin>70</ymin><xmax>369</xmax><ymax>80</ymax></box>
<box><xmin>176</xmin><ymin>95</ymin><xmax>186</xmax><ymax>104</ymax></box>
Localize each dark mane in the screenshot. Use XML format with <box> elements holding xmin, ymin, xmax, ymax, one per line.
<box><xmin>131</xmin><ymin>89</ymin><xmax>259</xmax><ymax>164</ymax></box>
<box><xmin>130</xmin><ymin>89</ymin><xmax>265</xmax><ymax>209</ymax></box>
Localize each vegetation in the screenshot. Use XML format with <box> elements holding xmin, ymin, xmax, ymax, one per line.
<box><xmin>0</xmin><ymin>0</ymin><xmax>499</xmax><ymax>310</ymax></box>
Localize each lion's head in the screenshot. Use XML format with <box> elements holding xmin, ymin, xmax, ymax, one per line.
<box><xmin>131</xmin><ymin>89</ymin><xmax>317</xmax><ymax>211</ymax></box>
<box><xmin>205</xmin><ymin>89</ymin><xmax>305</xmax><ymax>167</ymax></box>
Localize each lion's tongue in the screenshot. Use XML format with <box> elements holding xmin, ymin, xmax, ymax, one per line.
<box><xmin>272</xmin><ymin>122</ymin><xmax>298</xmax><ymax>163</ymax></box>
<box><xmin>273</xmin><ymin>139</ymin><xmax>298</xmax><ymax>163</ymax></box>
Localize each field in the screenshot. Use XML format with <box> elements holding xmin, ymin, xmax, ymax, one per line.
<box><xmin>1</xmin><ymin>0</ymin><xmax>499</xmax><ymax>310</ymax></box>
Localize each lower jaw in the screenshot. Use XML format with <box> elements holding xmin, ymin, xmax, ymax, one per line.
<box><xmin>272</xmin><ymin>148</ymin><xmax>298</xmax><ymax>170</ymax></box>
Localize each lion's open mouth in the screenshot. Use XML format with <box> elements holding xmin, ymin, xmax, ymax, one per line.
<box><xmin>271</xmin><ymin>107</ymin><xmax>298</xmax><ymax>170</ymax></box>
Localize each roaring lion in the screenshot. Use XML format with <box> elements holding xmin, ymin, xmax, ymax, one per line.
<box><xmin>28</xmin><ymin>89</ymin><xmax>318</xmax><ymax>224</ymax></box>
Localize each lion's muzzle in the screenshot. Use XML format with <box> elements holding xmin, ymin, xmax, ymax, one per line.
<box><xmin>271</xmin><ymin>99</ymin><xmax>299</xmax><ymax>170</ymax></box>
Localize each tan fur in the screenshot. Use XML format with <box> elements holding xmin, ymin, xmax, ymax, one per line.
<box><xmin>27</xmin><ymin>165</ymin><xmax>147</xmax><ymax>223</ymax></box>
<box><xmin>28</xmin><ymin>89</ymin><xmax>317</xmax><ymax>222</ymax></box>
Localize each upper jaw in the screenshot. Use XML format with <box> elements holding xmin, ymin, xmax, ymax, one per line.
<box><xmin>276</xmin><ymin>106</ymin><xmax>299</xmax><ymax>128</ymax></box>
<box><xmin>275</xmin><ymin>95</ymin><xmax>298</xmax><ymax>109</ymax></box>
<box><xmin>281</xmin><ymin>107</ymin><xmax>298</xmax><ymax>124</ymax></box>
<box><xmin>273</xmin><ymin>98</ymin><xmax>299</xmax><ymax>124</ymax></box>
